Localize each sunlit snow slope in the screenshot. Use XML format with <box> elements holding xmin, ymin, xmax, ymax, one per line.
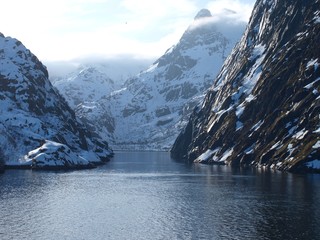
<box><xmin>0</xmin><ymin>33</ymin><xmax>113</xmax><ymax>170</ymax></box>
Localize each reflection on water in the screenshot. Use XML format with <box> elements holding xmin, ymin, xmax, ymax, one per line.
<box><xmin>0</xmin><ymin>152</ymin><xmax>319</xmax><ymax>240</ymax></box>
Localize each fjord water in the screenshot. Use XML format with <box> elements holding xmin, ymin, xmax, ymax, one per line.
<box><xmin>1</xmin><ymin>152</ymin><xmax>319</xmax><ymax>240</ymax></box>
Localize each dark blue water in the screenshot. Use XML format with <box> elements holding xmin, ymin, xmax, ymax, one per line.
<box><xmin>0</xmin><ymin>152</ymin><xmax>319</xmax><ymax>240</ymax></box>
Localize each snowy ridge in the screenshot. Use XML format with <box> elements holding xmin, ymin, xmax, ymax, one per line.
<box><xmin>109</xmin><ymin>9</ymin><xmax>245</xmax><ymax>150</ymax></box>
<box><xmin>171</xmin><ymin>0</ymin><xmax>320</xmax><ymax>173</ymax></box>
<box><xmin>0</xmin><ymin>33</ymin><xmax>113</xmax><ymax>170</ymax></box>
<box><xmin>54</xmin><ymin>65</ymin><xmax>115</xmax><ymax>108</ymax></box>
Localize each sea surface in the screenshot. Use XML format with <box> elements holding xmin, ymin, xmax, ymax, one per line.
<box><xmin>0</xmin><ymin>151</ymin><xmax>319</xmax><ymax>240</ymax></box>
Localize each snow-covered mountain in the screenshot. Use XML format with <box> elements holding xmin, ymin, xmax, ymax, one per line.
<box><xmin>110</xmin><ymin>9</ymin><xmax>246</xmax><ymax>150</ymax></box>
<box><xmin>171</xmin><ymin>0</ymin><xmax>320</xmax><ymax>173</ymax></box>
<box><xmin>54</xmin><ymin>9</ymin><xmax>246</xmax><ymax>150</ymax></box>
<box><xmin>54</xmin><ymin>65</ymin><xmax>116</xmax><ymax>108</ymax></box>
<box><xmin>50</xmin><ymin>59</ymin><xmax>151</xmax><ymax>89</ymax></box>
<box><xmin>0</xmin><ymin>33</ymin><xmax>113</xmax><ymax>170</ymax></box>
<box><xmin>53</xmin><ymin>64</ymin><xmax>126</xmax><ymax>141</ymax></box>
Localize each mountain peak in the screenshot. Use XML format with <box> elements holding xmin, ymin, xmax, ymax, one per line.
<box><xmin>194</xmin><ymin>9</ymin><xmax>212</xmax><ymax>20</ymax></box>
<box><xmin>171</xmin><ymin>0</ymin><xmax>320</xmax><ymax>173</ymax></box>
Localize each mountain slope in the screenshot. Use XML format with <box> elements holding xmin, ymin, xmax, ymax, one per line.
<box><xmin>171</xmin><ymin>0</ymin><xmax>320</xmax><ymax>173</ymax></box>
<box><xmin>53</xmin><ymin>65</ymin><xmax>117</xmax><ymax>140</ymax></box>
<box><xmin>107</xmin><ymin>9</ymin><xmax>246</xmax><ymax>150</ymax></box>
<box><xmin>0</xmin><ymin>33</ymin><xmax>113</xmax><ymax>170</ymax></box>
<box><xmin>53</xmin><ymin>9</ymin><xmax>246</xmax><ymax>150</ymax></box>
<box><xmin>52</xmin><ymin>61</ymin><xmax>152</xmax><ymax>142</ymax></box>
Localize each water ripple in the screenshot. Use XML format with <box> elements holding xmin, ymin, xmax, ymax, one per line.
<box><xmin>1</xmin><ymin>152</ymin><xmax>319</xmax><ymax>240</ymax></box>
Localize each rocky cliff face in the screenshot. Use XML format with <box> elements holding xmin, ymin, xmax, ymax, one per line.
<box><xmin>110</xmin><ymin>9</ymin><xmax>246</xmax><ymax>150</ymax></box>
<box><xmin>56</xmin><ymin>9</ymin><xmax>244</xmax><ymax>151</ymax></box>
<box><xmin>0</xmin><ymin>33</ymin><xmax>113</xmax><ymax>170</ymax></box>
<box><xmin>171</xmin><ymin>0</ymin><xmax>320</xmax><ymax>173</ymax></box>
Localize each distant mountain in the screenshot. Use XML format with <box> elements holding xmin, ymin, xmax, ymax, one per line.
<box><xmin>171</xmin><ymin>0</ymin><xmax>320</xmax><ymax>173</ymax></box>
<box><xmin>109</xmin><ymin>9</ymin><xmax>246</xmax><ymax>150</ymax></box>
<box><xmin>0</xmin><ymin>33</ymin><xmax>113</xmax><ymax>170</ymax></box>
<box><xmin>54</xmin><ymin>65</ymin><xmax>116</xmax><ymax>108</ymax></box>
<box><xmin>50</xmin><ymin>59</ymin><xmax>151</xmax><ymax>88</ymax></box>
<box><xmin>53</xmin><ymin>64</ymin><xmax>119</xmax><ymax>141</ymax></box>
<box><xmin>54</xmin><ymin>9</ymin><xmax>246</xmax><ymax>150</ymax></box>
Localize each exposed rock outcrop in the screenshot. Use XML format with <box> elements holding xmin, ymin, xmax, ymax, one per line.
<box><xmin>0</xmin><ymin>33</ymin><xmax>113</xmax><ymax>170</ymax></box>
<box><xmin>171</xmin><ymin>0</ymin><xmax>320</xmax><ymax>173</ymax></box>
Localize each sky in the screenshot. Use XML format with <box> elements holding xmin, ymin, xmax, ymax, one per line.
<box><xmin>1</xmin><ymin>0</ymin><xmax>255</xmax><ymax>64</ymax></box>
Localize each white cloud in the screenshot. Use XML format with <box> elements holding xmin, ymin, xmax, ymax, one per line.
<box><xmin>206</xmin><ymin>0</ymin><xmax>254</xmax><ymax>22</ymax></box>
<box><xmin>121</xmin><ymin>0</ymin><xmax>197</xmax><ymax>18</ymax></box>
<box><xmin>0</xmin><ymin>0</ymin><xmax>255</xmax><ymax>62</ymax></box>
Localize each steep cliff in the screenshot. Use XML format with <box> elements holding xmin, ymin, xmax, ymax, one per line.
<box><xmin>171</xmin><ymin>0</ymin><xmax>320</xmax><ymax>173</ymax></box>
<box><xmin>0</xmin><ymin>33</ymin><xmax>113</xmax><ymax>170</ymax></box>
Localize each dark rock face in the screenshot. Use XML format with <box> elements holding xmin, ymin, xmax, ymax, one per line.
<box><xmin>0</xmin><ymin>33</ymin><xmax>113</xmax><ymax>170</ymax></box>
<box><xmin>194</xmin><ymin>9</ymin><xmax>212</xmax><ymax>20</ymax></box>
<box><xmin>0</xmin><ymin>149</ymin><xmax>4</xmax><ymax>173</ymax></box>
<box><xmin>171</xmin><ymin>0</ymin><xmax>320</xmax><ymax>173</ymax></box>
